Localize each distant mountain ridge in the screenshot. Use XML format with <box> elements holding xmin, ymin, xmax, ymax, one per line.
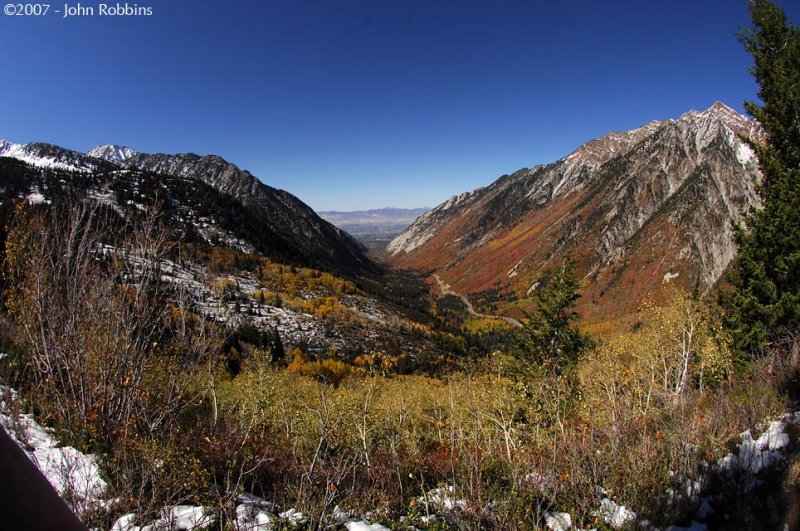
<box><xmin>319</xmin><ymin>207</ymin><xmax>429</xmax><ymax>253</ymax></box>
<box><xmin>0</xmin><ymin>140</ymin><xmax>370</xmax><ymax>273</ymax></box>
<box><xmin>320</xmin><ymin>207</ymin><xmax>429</xmax><ymax>226</ymax></box>
<box><xmin>0</xmin><ymin>139</ymin><xmax>112</xmax><ymax>173</ymax></box>
<box><xmin>387</xmin><ymin>102</ymin><xmax>764</xmax><ymax>322</ymax></box>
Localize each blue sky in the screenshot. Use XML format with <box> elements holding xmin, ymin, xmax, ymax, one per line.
<box><xmin>2</xmin><ymin>0</ymin><xmax>798</xmax><ymax>211</ymax></box>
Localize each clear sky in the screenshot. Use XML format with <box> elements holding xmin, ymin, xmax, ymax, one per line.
<box><xmin>2</xmin><ymin>0</ymin><xmax>798</xmax><ymax>211</ymax></box>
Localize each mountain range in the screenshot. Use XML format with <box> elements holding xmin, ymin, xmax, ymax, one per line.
<box><xmin>0</xmin><ymin>101</ymin><xmax>766</xmax><ymax>326</ymax></box>
<box><xmin>0</xmin><ymin>140</ymin><xmax>369</xmax><ymax>274</ymax></box>
<box><xmin>386</xmin><ymin>102</ymin><xmax>764</xmax><ymax>323</ymax></box>
<box><xmin>319</xmin><ymin>208</ymin><xmax>429</xmax><ymax>227</ymax></box>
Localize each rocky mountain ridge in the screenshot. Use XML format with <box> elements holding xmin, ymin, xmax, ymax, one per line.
<box><xmin>0</xmin><ymin>139</ymin><xmax>112</xmax><ymax>173</ymax></box>
<box><xmin>1</xmin><ymin>140</ymin><xmax>369</xmax><ymax>273</ymax></box>
<box><xmin>387</xmin><ymin>102</ymin><xmax>764</xmax><ymax>322</ymax></box>
<box><xmin>94</xmin><ymin>147</ymin><xmax>369</xmax><ymax>272</ymax></box>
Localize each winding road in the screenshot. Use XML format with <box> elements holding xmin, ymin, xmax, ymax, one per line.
<box><xmin>433</xmin><ymin>274</ymin><xmax>523</xmax><ymax>328</ymax></box>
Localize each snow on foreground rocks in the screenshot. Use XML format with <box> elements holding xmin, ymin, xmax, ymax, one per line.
<box><xmin>0</xmin><ymin>385</ymin><xmax>107</xmax><ymax>518</ymax></box>
<box><xmin>111</xmin><ymin>506</ymin><xmax>212</xmax><ymax>531</ymax></box>
<box><xmin>2</xmin><ymin>375</ymin><xmax>796</xmax><ymax>530</ymax></box>
<box><xmin>0</xmin><ymin>383</ymin><xmax>314</xmax><ymax>531</ymax></box>
<box><xmin>539</xmin><ymin>410</ymin><xmax>799</xmax><ymax>530</ymax></box>
<box><xmin>111</xmin><ymin>492</ymin><xmax>312</xmax><ymax>530</ymax></box>
<box><xmin>418</xmin><ymin>485</ymin><xmax>467</xmax><ymax>513</ymax></box>
<box><xmin>543</xmin><ymin>511</ymin><xmax>572</xmax><ymax>531</ymax></box>
<box><xmin>721</xmin><ymin>416</ymin><xmax>793</xmax><ymax>475</ymax></box>
<box><xmin>595</xmin><ymin>498</ymin><xmax>637</xmax><ymax>529</ymax></box>
<box><xmin>331</xmin><ymin>505</ymin><xmax>389</xmax><ymax>531</ymax></box>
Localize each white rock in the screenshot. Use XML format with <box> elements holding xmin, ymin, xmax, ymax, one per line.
<box><xmin>756</xmin><ymin>421</ymin><xmax>790</xmax><ymax>452</ymax></box>
<box><xmin>111</xmin><ymin>513</ymin><xmax>139</xmax><ymax>531</ymax></box>
<box><xmin>544</xmin><ymin>511</ymin><xmax>572</xmax><ymax>531</ymax></box>
<box><xmin>419</xmin><ymin>485</ymin><xmax>467</xmax><ymax>513</ymax></box>
<box><xmin>236</xmin><ymin>492</ymin><xmax>275</xmax><ymax>512</ymax></box>
<box><xmin>159</xmin><ymin>505</ymin><xmax>212</xmax><ymax>530</ymax></box>
<box><xmin>333</xmin><ymin>505</ymin><xmax>354</xmax><ymax>523</ymax></box>
<box><xmin>345</xmin><ymin>521</ymin><xmax>390</xmax><ymax>531</ymax></box>
<box><xmin>235</xmin><ymin>503</ymin><xmax>274</xmax><ymax>531</ymax></box>
<box><xmin>597</xmin><ymin>498</ymin><xmax>636</xmax><ymax>529</ymax></box>
<box><xmin>279</xmin><ymin>508</ymin><xmax>308</xmax><ymax>527</ymax></box>
<box><xmin>716</xmin><ymin>453</ymin><xmax>739</xmax><ymax>474</ymax></box>
<box><xmin>739</xmin><ymin>428</ymin><xmax>784</xmax><ymax>474</ymax></box>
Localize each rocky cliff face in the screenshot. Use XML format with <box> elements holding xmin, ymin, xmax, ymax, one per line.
<box><xmin>387</xmin><ymin>102</ymin><xmax>763</xmax><ymax>321</ymax></box>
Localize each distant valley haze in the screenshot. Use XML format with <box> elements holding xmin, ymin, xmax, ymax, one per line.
<box><xmin>319</xmin><ymin>208</ymin><xmax>430</xmax><ymax>226</ymax></box>
<box><xmin>319</xmin><ymin>208</ymin><xmax>430</xmax><ymax>252</ymax></box>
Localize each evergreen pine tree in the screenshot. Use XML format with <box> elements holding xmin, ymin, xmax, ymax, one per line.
<box><xmin>721</xmin><ymin>0</ymin><xmax>800</xmax><ymax>360</ymax></box>
<box><xmin>515</xmin><ymin>256</ymin><xmax>594</xmax><ymax>373</ymax></box>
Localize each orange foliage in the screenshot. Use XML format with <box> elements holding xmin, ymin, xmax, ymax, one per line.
<box><xmin>287</xmin><ymin>348</ymin><xmax>354</xmax><ymax>386</ymax></box>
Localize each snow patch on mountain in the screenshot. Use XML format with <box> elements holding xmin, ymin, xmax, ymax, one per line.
<box><xmin>26</xmin><ymin>191</ymin><xmax>50</xmax><ymax>205</ymax></box>
<box><xmin>87</xmin><ymin>144</ymin><xmax>138</xmax><ymax>164</ymax></box>
<box><xmin>736</xmin><ymin>142</ymin><xmax>756</xmax><ymax>166</ymax></box>
<box><xmin>0</xmin><ymin>139</ymin><xmax>94</xmax><ymax>172</ymax></box>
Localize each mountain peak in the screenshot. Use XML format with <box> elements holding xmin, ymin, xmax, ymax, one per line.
<box><xmin>679</xmin><ymin>101</ymin><xmax>749</xmax><ymax>128</ymax></box>
<box><xmin>709</xmin><ymin>100</ymin><xmax>735</xmax><ymax>112</ymax></box>
<box><xmin>87</xmin><ymin>144</ymin><xmax>138</xmax><ymax>164</ymax></box>
<box><xmin>675</xmin><ymin>101</ymin><xmax>764</xmax><ymax>154</ymax></box>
